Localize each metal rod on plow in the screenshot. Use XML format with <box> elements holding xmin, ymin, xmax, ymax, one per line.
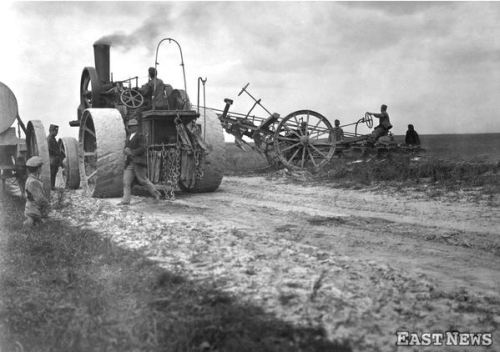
<box><xmin>197</xmin><ymin>77</ymin><xmax>207</xmax><ymax>141</ymax></box>
<box><xmin>238</xmin><ymin>83</ymin><xmax>273</xmax><ymax>118</ymax></box>
<box><xmin>220</xmin><ymin>98</ymin><xmax>234</xmax><ymax>120</ymax></box>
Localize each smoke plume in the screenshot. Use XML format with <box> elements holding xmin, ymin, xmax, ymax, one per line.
<box><xmin>93</xmin><ymin>5</ymin><xmax>173</xmax><ymax>52</ymax></box>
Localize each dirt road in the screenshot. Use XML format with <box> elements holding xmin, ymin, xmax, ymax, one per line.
<box><xmin>52</xmin><ymin>175</ymin><xmax>500</xmax><ymax>351</ymax></box>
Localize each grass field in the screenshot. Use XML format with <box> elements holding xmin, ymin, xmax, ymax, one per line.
<box><xmin>223</xmin><ymin>133</ymin><xmax>500</xmax><ymax>204</ymax></box>
<box><xmin>223</xmin><ymin>133</ymin><xmax>500</xmax><ymax>174</ymax></box>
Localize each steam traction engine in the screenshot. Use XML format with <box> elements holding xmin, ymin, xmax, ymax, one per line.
<box><xmin>0</xmin><ymin>81</ymin><xmax>52</xmax><ymax>196</ymax></box>
<box><xmin>68</xmin><ymin>38</ymin><xmax>225</xmax><ymax>199</ymax></box>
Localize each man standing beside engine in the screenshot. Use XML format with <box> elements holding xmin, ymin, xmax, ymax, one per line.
<box><xmin>47</xmin><ymin>124</ymin><xmax>64</xmax><ymax>190</ymax></box>
<box><xmin>117</xmin><ymin>118</ymin><xmax>161</xmax><ymax>205</ymax></box>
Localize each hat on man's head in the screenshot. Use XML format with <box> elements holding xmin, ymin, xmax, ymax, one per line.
<box><xmin>128</xmin><ymin>119</ymin><xmax>139</xmax><ymax>126</ymax></box>
<box><xmin>49</xmin><ymin>124</ymin><xmax>59</xmax><ymax>131</ymax></box>
<box><xmin>26</xmin><ymin>156</ymin><xmax>44</xmax><ymax>167</ymax></box>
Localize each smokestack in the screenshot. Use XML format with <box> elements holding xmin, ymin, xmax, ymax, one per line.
<box><xmin>93</xmin><ymin>43</ymin><xmax>110</xmax><ymax>83</ymax></box>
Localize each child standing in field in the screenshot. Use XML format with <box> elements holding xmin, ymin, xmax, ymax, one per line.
<box><xmin>23</xmin><ymin>156</ymin><xmax>50</xmax><ymax>227</ymax></box>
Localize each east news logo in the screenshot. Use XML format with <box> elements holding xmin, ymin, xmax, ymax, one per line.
<box><xmin>396</xmin><ymin>331</ymin><xmax>493</xmax><ymax>347</ymax></box>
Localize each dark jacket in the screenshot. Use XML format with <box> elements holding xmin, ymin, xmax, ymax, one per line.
<box><xmin>47</xmin><ymin>135</ymin><xmax>63</xmax><ymax>166</ymax></box>
<box><xmin>125</xmin><ymin>132</ymin><xmax>147</xmax><ymax>166</ymax></box>
<box><xmin>405</xmin><ymin>126</ymin><xmax>420</xmax><ymax>145</ymax></box>
<box><xmin>373</xmin><ymin>111</ymin><xmax>392</xmax><ymax>130</ymax></box>
<box><xmin>139</xmin><ymin>78</ymin><xmax>165</xmax><ymax>109</ymax></box>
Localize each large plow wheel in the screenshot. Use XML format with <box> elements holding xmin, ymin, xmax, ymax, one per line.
<box><xmin>180</xmin><ymin>109</ymin><xmax>225</xmax><ymax>192</ymax></box>
<box><xmin>274</xmin><ymin>110</ymin><xmax>335</xmax><ymax>170</ymax></box>
<box><xmin>79</xmin><ymin>108</ymin><xmax>125</xmax><ymax>197</ymax></box>
<box><xmin>26</xmin><ymin>120</ymin><xmax>51</xmax><ymax>197</ymax></box>
<box><xmin>58</xmin><ymin>137</ymin><xmax>80</xmax><ymax>189</ymax></box>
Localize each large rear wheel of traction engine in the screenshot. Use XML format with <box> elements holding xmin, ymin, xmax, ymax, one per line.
<box><xmin>79</xmin><ymin>108</ymin><xmax>126</xmax><ymax>197</ymax></box>
<box><xmin>180</xmin><ymin>109</ymin><xmax>225</xmax><ymax>192</ymax></box>
<box><xmin>26</xmin><ymin>120</ymin><xmax>51</xmax><ymax>198</ymax></box>
<box><xmin>58</xmin><ymin>137</ymin><xmax>80</xmax><ymax>189</ymax></box>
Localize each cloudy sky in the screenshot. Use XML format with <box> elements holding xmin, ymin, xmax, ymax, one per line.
<box><xmin>0</xmin><ymin>1</ymin><xmax>499</xmax><ymax>140</ymax></box>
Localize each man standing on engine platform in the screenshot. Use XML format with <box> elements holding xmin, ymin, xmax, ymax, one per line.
<box><xmin>139</xmin><ymin>67</ymin><xmax>166</xmax><ymax>110</ymax></box>
<box><xmin>47</xmin><ymin>124</ymin><xmax>64</xmax><ymax>190</ymax></box>
<box><xmin>117</xmin><ymin>118</ymin><xmax>161</xmax><ymax>205</ymax></box>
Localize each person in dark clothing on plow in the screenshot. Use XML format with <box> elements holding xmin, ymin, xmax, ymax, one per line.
<box><xmin>405</xmin><ymin>124</ymin><xmax>421</xmax><ymax>146</ymax></box>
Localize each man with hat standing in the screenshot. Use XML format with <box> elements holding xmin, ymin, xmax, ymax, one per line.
<box><xmin>47</xmin><ymin>124</ymin><xmax>64</xmax><ymax>190</ymax></box>
<box><xmin>24</xmin><ymin>156</ymin><xmax>50</xmax><ymax>227</ymax></box>
<box><xmin>118</xmin><ymin>118</ymin><xmax>161</xmax><ymax>205</ymax></box>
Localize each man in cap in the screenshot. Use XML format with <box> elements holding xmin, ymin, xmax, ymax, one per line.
<box><xmin>47</xmin><ymin>124</ymin><xmax>64</xmax><ymax>190</ymax></box>
<box><xmin>24</xmin><ymin>156</ymin><xmax>50</xmax><ymax>227</ymax></box>
<box><xmin>367</xmin><ymin>104</ymin><xmax>393</xmax><ymax>144</ymax></box>
<box><xmin>117</xmin><ymin>118</ymin><xmax>161</xmax><ymax>205</ymax></box>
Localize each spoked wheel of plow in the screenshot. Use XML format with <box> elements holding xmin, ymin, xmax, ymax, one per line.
<box><xmin>58</xmin><ymin>137</ymin><xmax>80</xmax><ymax>189</ymax></box>
<box><xmin>26</xmin><ymin>120</ymin><xmax>51</xmax><ymax>197</ymax></box>
<box><xmin>274</xmin><ymin>110</ymin><xmax>336</xmax><ymax>171</ymax></box>
<box><xmin>180</xmin><ymin>109</ymin><xmax>225</xmax><ymax>193</ymax></box>
<box><xmin>79</xmin><ymin>108</ymin><xmax>126</xmax><ymax>197</ymax></box>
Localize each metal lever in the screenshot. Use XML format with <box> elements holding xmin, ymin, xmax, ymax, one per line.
<box><xmin>238</xmin><ymin>83</ymin><xmax>250</xmax><ymax>96</ymax></box>
<box><xmin>220</xmin><ymin>98</ymin><xmax>234</xmax><ymax>120</ymax></box>
<box><xmin>237</xmin><ymin>83</ymin><xmax>273</xmax><ymax>117</ymax></box>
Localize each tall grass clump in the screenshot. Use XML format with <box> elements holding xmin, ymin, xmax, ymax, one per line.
<box><xmin>323</xmin><ymin>156</ymin><xmax>499</xmax><ymax>192</ymax></box>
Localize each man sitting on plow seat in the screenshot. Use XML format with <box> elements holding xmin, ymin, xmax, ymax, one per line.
<box><xmin>366</xmin><ymin>104</ymin><xmax>392</xmax><ymax>145</ymax></box>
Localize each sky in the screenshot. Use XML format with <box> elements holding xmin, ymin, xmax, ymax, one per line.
<box><xmin>0</xmin><ymin>1</ymin><xmax>499</xmax><ymax>140</ymax></box>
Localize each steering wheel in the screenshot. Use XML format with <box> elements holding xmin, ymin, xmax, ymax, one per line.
<box><xmin>120</xmin><ymin>88</ymin><xmax>144</xmax><ymax>109</ymax></box>
<box><xmin>364</xmin><ymin>112</ymin><xmax>373</xmax><ymax>128</ymax></box>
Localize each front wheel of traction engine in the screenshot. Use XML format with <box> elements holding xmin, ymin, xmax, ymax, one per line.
<box><xmin>26</xmin><ymin>120</ymin><xmax>51</xmax><ymax>197</ymax></box>
<box><xmin>58</xmin><ymin>137</ymin><xmax>80</xmax><ymax>189</ymax></box>
<box><xmin>179</xmin><ymin>109</ymin><xmax>225</xmax><ymax>193</ymax></box>
<box><xmin>79</xmin><ymin>108</ymin><xmax>126</xmax><ymax>197</ymax></box>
